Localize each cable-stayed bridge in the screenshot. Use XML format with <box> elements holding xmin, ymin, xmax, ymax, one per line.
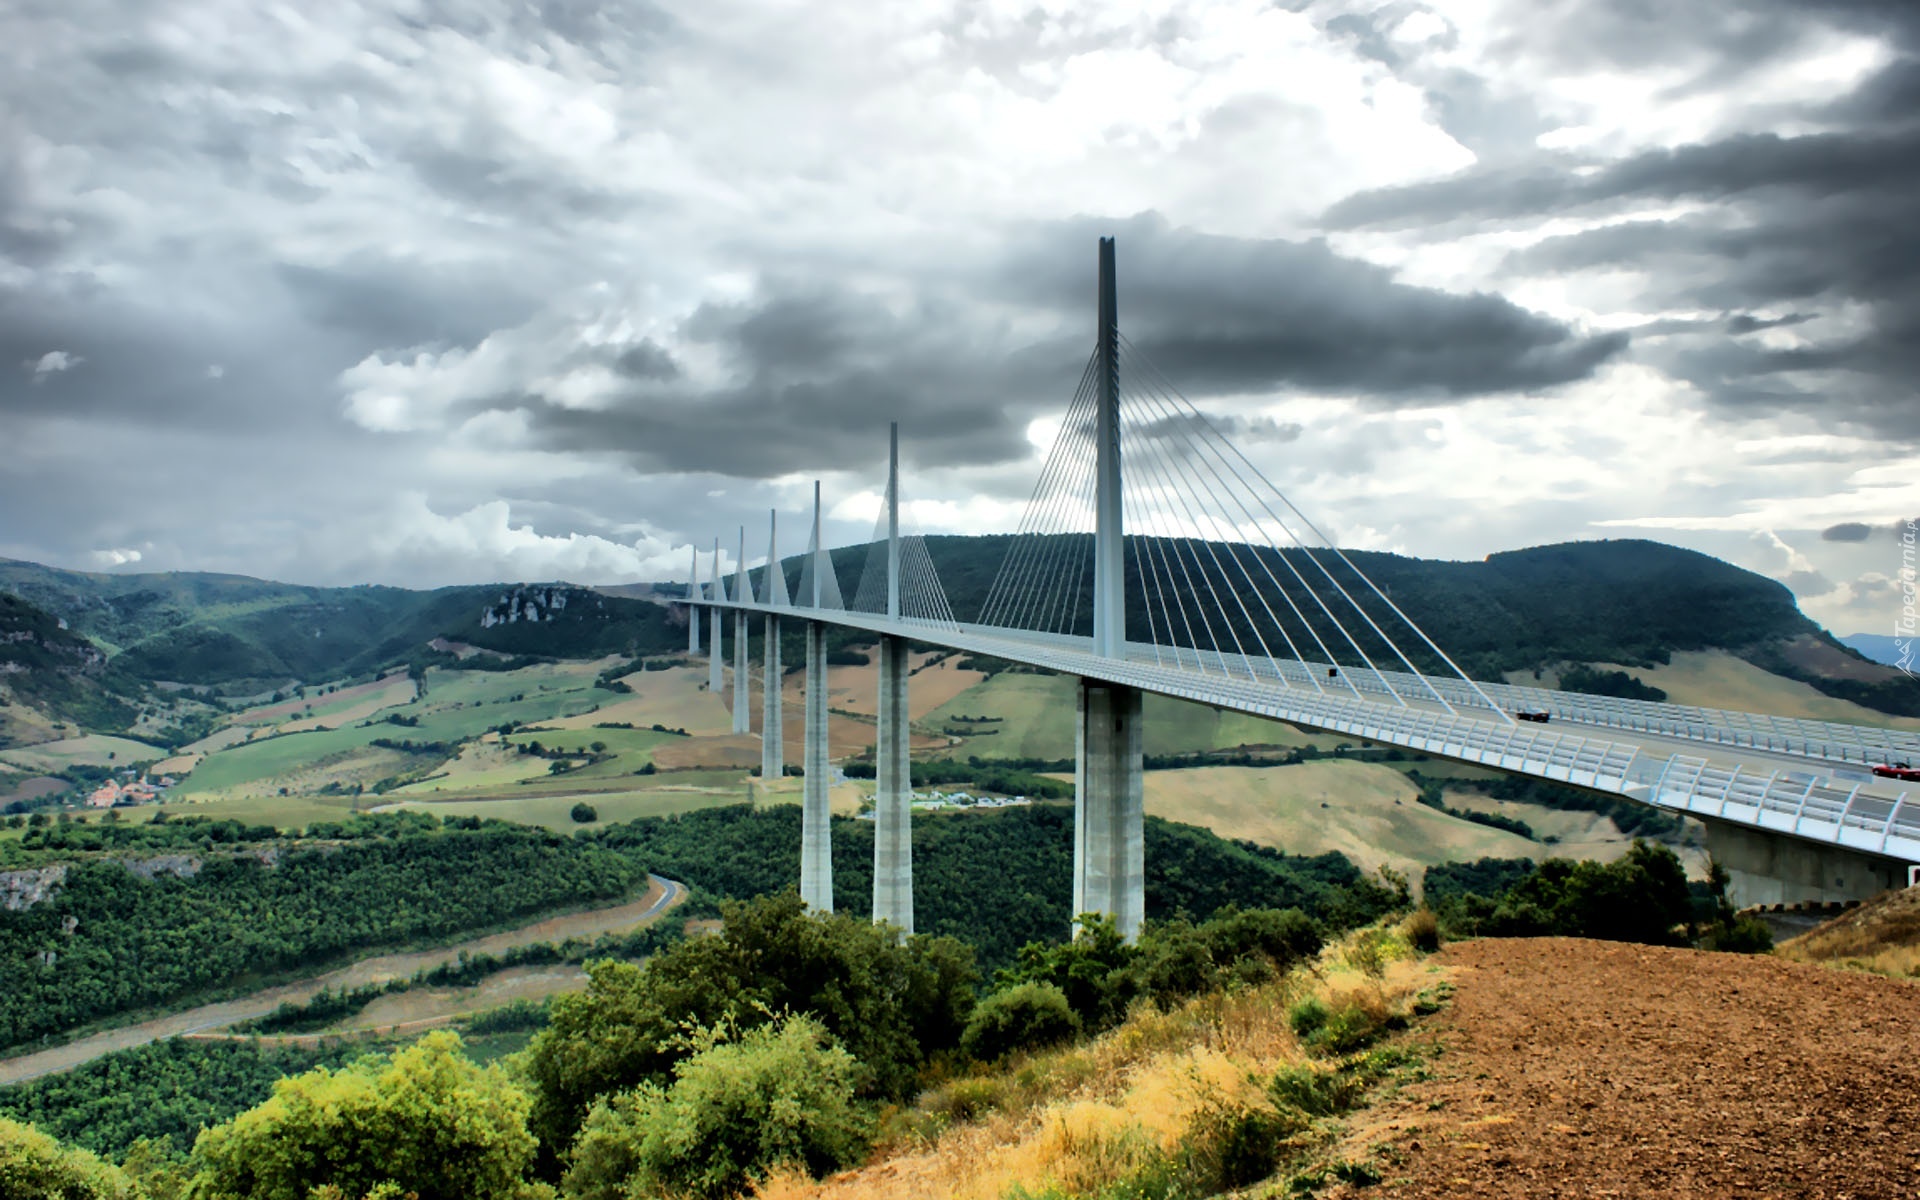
<box><xmin>685</xmin><ymin>239</ymin><xmax>1919</xmax><ymax>936</ymax></box>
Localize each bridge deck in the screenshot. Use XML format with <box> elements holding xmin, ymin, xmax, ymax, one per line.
<box><xmin>700</xmin><ymin>598</ymin><xmax>1920</xmax><ymax>865</ymax></box>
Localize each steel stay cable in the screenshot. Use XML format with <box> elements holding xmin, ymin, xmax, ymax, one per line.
<box><xmin>1123</xmin><ymin>338</ymin><xmax>1489</xmax><ymax>718</ymax></box>
<box><xmin>1120</xmin><ymin>391</ymin><xmax>1227</xmax><ymax>671</ymax></box>
<box><xmin>1117</xmin><ymin>343</ymin><xmax>1351</xmax><ymax>699</ymax></box>
<box><xmin>1119</xmin><ymin>346</ymin><xmax>1405</xmax><ymax>704</ymax></box>
<box><xmin>1119</xmin><ymin>388</ymin><xmax>1263</xmax><ymax>680</ymax></box>
<box><xmin>981</xmin><ymin>352</ymin><xmax>1100</xmax><ymax>628</ymax></box>
<box><xmin>1119</xmin><ymin>383</ymin><xmax>1299</xmax><ymax>686</ymax></box>
<box><xmin>988</xmin><ymin>362</ymin><xmax>1098</xmax><ymax>630</ymax></box>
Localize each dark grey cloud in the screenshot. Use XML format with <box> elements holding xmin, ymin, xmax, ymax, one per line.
<box><xmin>1322</xmin><ymin>8</ymin><xmax>1920</xmax><ymax>442</ymax></box>
<box><xmin>1823</xmin><ymin>522</ymin><xmax>1874</xmax><ymax>542</ymax></box>
<box><xmin>453</xmin><ymin>213</ymin><xmax>1621</xmax><ymax>481</ymax></box>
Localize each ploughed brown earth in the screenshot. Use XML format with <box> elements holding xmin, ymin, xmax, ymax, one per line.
<box><xmin>1334</xmin><ymin>938</ymin><xmax>1919</xmax><ymax>1199</ymax></box>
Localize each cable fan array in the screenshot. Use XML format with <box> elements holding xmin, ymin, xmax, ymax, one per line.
<box><xmin>977</xmin><ymin>337</ymin><xmax>1504</xmax><ymax>717</ymax></box>
<box><xmin>848</xmin><ymin>479</ymin><xmax>960</xmax><ymax>627</ymax></box>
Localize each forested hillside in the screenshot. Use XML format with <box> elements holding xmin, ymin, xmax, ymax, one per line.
<box><xmin>0</xmin><ymin>813</ymin><xmax>642</xmax><ymax>1049</ymax></box>
<box><xmin>767</xmin><ymin>536</ymin><xmax>1913</xmax><ymax>714</ymax></box>
<box><xmin>0</xmin><ymin>560</ymin><xmax>683</xmax><ymax>688</ymax></box>
<box><xmin>0</xmin><ymin>592</ymin><xmax>148</xmax><ymax>731</ymax></box>
<box><xmin>587</xmin><ymin>804</ymin><xmax>1397</xmax><ymax>972</ymax></box>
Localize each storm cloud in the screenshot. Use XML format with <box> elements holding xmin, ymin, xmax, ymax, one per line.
<box><xmin>0</xmin><ymin>0</ymin><xmax>1916</xmax><ymax>634</ymax></box>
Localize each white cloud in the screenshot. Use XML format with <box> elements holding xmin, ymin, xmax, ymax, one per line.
<box><xmin>25</xmin><ymin>351</ymin><xmax>82</xmax><ymax>381</ymax></box>
<box><xmin>89</xmin><ymin>547</ymin><xmax>142</xmax><ymax>566</ymax></box>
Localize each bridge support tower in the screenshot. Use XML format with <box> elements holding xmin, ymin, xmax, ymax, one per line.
<box><xmin>707</xmin><ymin>538</ymin><xmax>724</xmax><ymax>695</ymax></box>
<box><xmin>872</xmin><ymin>424</ymin><xmax>914</xmax><ymax>934</ymax></box>
<box><xmin>801</xmin><ymin>619</ymin><xmax>833</xmax><ymax>910</ymax></box>
<box><xmin>731</xmin><ymin>528</ymin><xmax>750</xmax><ymax>734</ymax></box>
<box><xmin>687</xmin><ymin>545</ymin><xmax>700</xmax><ymax>654</ymax></box>
<box><xmin>762</xmin><ymin>615</ymin><xmax>783</xmax><ymax>782</ymax></box>
<box><xmin>1075</xmin><ymin>681</ymin><xmax>1144</xmax><ymax>939</ymax></box>
<box><xmin>1072</xmin><ymin>237</ymin><xmax>1145</xmax><ymax>942</ymax></box>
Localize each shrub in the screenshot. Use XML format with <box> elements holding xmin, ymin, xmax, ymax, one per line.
<box><xmin>569</xmin><ymin>802</ymin><xmax>598</xmax><ymax>824</ymax></box>
<box><xmin>0</xmin><ymin>1118</ymin><xmax>140</xmax><ymax>1200</ymax></box>
<box><xmin>960</xmin><ymin>982</ymin><xmax>1080</xmax><ymax>1064</ymax></box>
<box><xmin>1709</xmin><ymin>915</ymin><xmax>1775</xmax><ymax>954</ymax></box>
<box><xmin>562</xmin><ymin>1015</ymin><xmax>870</xmax><ymax>1200</ymax></box>
<box><xmin>1402</xmin><ymin>908</ymin><xmax>1440</xmax><ymax>954</ymax></box>
<box><xmin>188</xmin><ymin>1032</ymin><xmax>541</xmax><ymax>1200</ymax></box>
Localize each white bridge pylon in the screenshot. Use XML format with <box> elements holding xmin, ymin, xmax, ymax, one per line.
<box><xmin>685</xmin><ymin>239</ymin><xmax>1920</xmax><ymax>936</ymax></box>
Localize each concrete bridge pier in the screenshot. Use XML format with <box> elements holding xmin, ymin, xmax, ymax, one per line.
<box><xmin>1074</xmin><ymin>679</ymin><xmax>1144</xmax><ymax>941</ymax></box>
<box><xmin>687</xmin><ymin>546</ymin><xmax>701</xmax><ymax>655</ymax></box>
<box><xmin>762</xmin><ymin>615</ymin><xmax>784</xmax><ymax>782</ymax></box>
<box><xmin>872</xmin><ymin>634</ymin><xmax>913</xmax><ymax>935</ymax></box>
<box><xmin>731</xmin><ymin>612</ymin><xmax>750</xmax><ymax>734</ymax></box>
<box><xmin>707</xmin><ymin>608</ymin><xmax>723</xmax><ymax>694</ymax></box>
<box><xmin>1702</xmin><ymin>817</ymin><xmax>1909</xmax><ymax>908</ymax></box>
<box><xmin>800</xmin><ymin>620</ymin><xmax>833</xmax><ymax>911</ymax></box>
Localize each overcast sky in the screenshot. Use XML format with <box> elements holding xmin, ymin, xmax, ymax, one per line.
<box><xmin>4</xmin><ymin>0</ymin><xmax>1917</xmax><ymax>637</ymax></box>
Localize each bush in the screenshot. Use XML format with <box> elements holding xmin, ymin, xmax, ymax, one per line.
<box><xmin>563</xmin><ymin>1015</ymin><xmax>871</xmax><ymax>1200</ymax></box>
<box><xmin>960</xmin><ymin>982</ymin><xmax>1080</xmax><ymax>1064</ymax></box>
<box><xmin>1708</xmin><ymin>915</ymin><xmax>1775</xmax><ymax>954</ymax></box>
<box><xmin>188</xmin><ymin>1032</ymin><xmax>541</xmax><ymax>1200</ymax></box>
<box><xmin>0</xmin><ymin>1118</ymin><xmax>140</xmax><ymax>1200</ymax></box>
<box><xmin>1402</xmin><ymin>908</ymin><xmax>1440</xmax><ymax>953</ymax></box>
<box><xmin>569</xmin><ymin>802</ymin><xmax>598</xmax><ymax>824</ymax></box>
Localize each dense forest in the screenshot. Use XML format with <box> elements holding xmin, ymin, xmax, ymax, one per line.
<box><xmin>585</xmin><ymin>804</ymin><xmax>1398</xmax><ymax>972</ymax></box>
<box><xmin>0</xmin><ymin>815</ymin><xmax>643</xmax><ymax>1049</ymax></box>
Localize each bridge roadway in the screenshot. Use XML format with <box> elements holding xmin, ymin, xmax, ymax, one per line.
<box><xmin>706</xmin><ymin>596</ymin><xmax>1920</xmax><ymax>870</ymax></box>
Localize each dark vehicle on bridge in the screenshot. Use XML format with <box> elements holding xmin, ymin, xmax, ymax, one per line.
<box><xmin>1872</xmin><ymin>762</ymin><xmax>1920</xmax><ymax>782</ymax></box>
<box><xmin>1515</xmin><ymin>710</ymin><xmax>1552</xmax><ymax>724</ymax></box>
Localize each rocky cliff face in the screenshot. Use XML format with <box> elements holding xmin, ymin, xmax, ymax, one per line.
<box><xmin>0</xmin><ymin>865</ymin><xmax>67</xmax><ymax>912</ymax></box>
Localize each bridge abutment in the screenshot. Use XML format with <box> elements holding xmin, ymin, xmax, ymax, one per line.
<box><xmin>762</xmin><ymin>615</ymin><xmax>784</xmax><ymax>782</ymax></box>
<box><xmin>801</xmin><ymin>621</ymin><xmax>833</xmax><ymax>911</ymax></box>
<box><xmin>1701</xmin><ymin>817</ymin><xmax>1907</xmax><ymax>908</ymax></box>
<box><xmin>1075</xmin><ymin>679</ymin><xmax>1144</xmax><ymax>941</ymax></box>
<box><xmin>872</xmin><ymin>634</ymin><xmax>913</xmax><ymax>935</ymax></box>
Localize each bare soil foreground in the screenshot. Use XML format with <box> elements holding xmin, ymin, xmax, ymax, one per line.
<box><xmin>1334</xmin><ymin>939</ymin><xmax>1920</xmax><ymax>1199</ymax></box>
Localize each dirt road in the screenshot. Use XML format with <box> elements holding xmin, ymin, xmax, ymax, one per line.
<box><xmin>1336</xmin><ymin>938</ymin><xmax>1920</xmax><ymax>1199</ymax></box>
<box><xmin>0</xmin><ymin>876</ymin><xmax>681</xmax><ymax>1086</ymax></box>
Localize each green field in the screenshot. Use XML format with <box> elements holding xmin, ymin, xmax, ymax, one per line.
<box><xmin>383</xmin><ymin>785</ymin><xmax>747</xmax><ymax>832</ymax></box>
<box><xmin>0</xmin><ymin>735</ymin><xmax>171</xmax><ymax>772</ymax></box>
<box><xmin>922</xmin><ymin>672</ymin><xmax>1318</xmax><ymax>760</ymax></box>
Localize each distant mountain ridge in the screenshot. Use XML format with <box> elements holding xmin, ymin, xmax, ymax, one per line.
<box><xmin>4</xmin><ymin>536</ymin><xmax>1914</xmax><ymax>719</ymax></box>
<box><xmin>1840</xmin><ymin>633</ymin><xmax>1912</xmax><ymax>671</ymax></box>
<box><xmin>0</xmin><ymin>560</ymin><xmax>683</xmax><ymax>690</ymax></box>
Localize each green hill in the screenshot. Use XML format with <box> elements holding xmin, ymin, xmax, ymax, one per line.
<box><xmin>767</xmin><ymin>536</ymin><xmax>1914</xmax><ymax>716</ymax></box>
<box><xmin>0</xmin><ymin>592</ymin><xmax>148</xmax><ymax>732</ymax></box>
<box><xmin>0</xmin><ymin>561</ymin><xmax>685</xmax><ymax>690</ymax></box>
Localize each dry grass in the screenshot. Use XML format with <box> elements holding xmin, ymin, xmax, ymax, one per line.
<box><xmin>757</xmin><ymin>927</ymin><xmax>1443</xmax><ymax>1200</ymax></box>
<box><xmin>1776</xmin><ymin>886</ymin><xmax>1920</xmax><ymax>979</ymax></box>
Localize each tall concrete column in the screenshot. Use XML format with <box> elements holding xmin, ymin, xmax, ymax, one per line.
<box><xmin>872</xmin><ymin>634</ymin><xmax>912</xmax><ymax>934</ymax></box>
<box><xmin>707</xmin><ymin>537</ymin><xmax>723</xmax><ymax>695</ymax></box>
<box><xmin>1092</xmin><ymin>237</ymin><xmax>1125</xmax><ymax>660</ymax></box>
<box><xmin>1074</xmin><ymin>679</ymin><xmax>1144</xmax><ymax>941</ymax></box>
<box><xmin>800</xmin><ymin>620</ymin><xmax>833</xmax><ymax>911</ymax></box>
<box><xmin>762</xmin><ymin>614</ymin><xmax>783</xmax><ymax>782</ymax></box>
<box><xmin>686</xmin><ymin>545</ymin><xmax>701</xmax><ymax>654</ymax></box>
<box><xmin>731</xmin><ymin>527</ymin><xmax>750</xmax><ymax>734</ymax></box>
<box><xmin>732</xmin><ymin>612</ymin><xmax>750</xmax><ymax>734</ymax></box>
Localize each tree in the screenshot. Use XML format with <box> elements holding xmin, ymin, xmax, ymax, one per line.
<box><xmin>570</xmin><ymin>803</ymin><xmax>598</xmax><ymax>824</ymax></box>
<box><xmin>563</xmin><ymin>1015</ymin><xmax>870</xmax><ymax>1200</ymax></box>
<box><xmin>959</xmin><ymin>981</ymin><xmax>1078</xmax><ymax>1063</ymax></box>
<box><xmin>0</xmin><ymin>1117</ymin><xmax>139</xmax><ymax>1200</ymax></box>
<box><xmin>188</xmin><ymin>1032</ymin><xmax>544</xmax><ymax>1200</ymax></box>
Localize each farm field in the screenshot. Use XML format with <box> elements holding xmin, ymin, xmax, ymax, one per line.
<box><xmin>380</xmin><ymin>785</ymin><xmax>745</xmax><ymax>832</ymax></box>
<box><xmin>921</xmin><ymin>672</ymin><xmax>1319</xmax><ymax>760</ymax></box>
<box><xmin>1535</xmin><ymin>649</ymin><xmax>1920</xmax><ymax>730</ymax></box>
<box><xmin>0</xmin><ymin>734</ymin><xmax>170</xmax><ymax>772</ymax></box>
